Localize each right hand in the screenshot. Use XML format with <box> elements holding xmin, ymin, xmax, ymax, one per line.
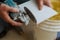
<box><xmin>36</xmin><ymin>0</ymin><xmax>52</xmax><ymax>10</ymax></box>
<box><xmin>0</xmin><ymin>3</ymin><xmax>23</xmax><ymax>27</ymax></box>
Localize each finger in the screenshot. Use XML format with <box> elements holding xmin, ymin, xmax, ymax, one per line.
<box><xmin>0</xmin><ymin>4</ymin><xmax>9</xmax><ymax>11</ymax></box>
<box><xmin>43</xmin><ymin>0</ymin><xmax>52</xmax><ymax>8</ymax></box>
<box><xmin>0</xmin><ymin>11</ymin><xmax>13</xmax><ymax>23</ymax></box>
<box><xmin>8</xmin><ymin>7</ymin><xmax>19</xmax><ymax>13</ymax></box>
<box><xmin>0</xmin><ymin>11</ymin><xmax>22</xmax><ymax>26</ymax></box>
<box><xmin>0</xmin><ymin>4</ymin><xmax>19</xmax><ymax>13</ymax></box>
<box><xmin>36</xmin><ymin>0</ymin><xmax>43</xmax><ymax>10</ymax></box>
<box><xmin>11</xmin><ymin>21</ymin><xmax>23</xmax><ymax>27</ymax></box>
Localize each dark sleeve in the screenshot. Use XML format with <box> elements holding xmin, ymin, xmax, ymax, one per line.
<box><xmin>14</xmin><ymin>0</ymin><xmax>29</xmax><ymax>4</ymax></box>
<box><xmin>0</xmin><ymin>0</ymin><xmax>29</xmax><ymax>4</ymax></box>
<box><xmin>0</xmin><ymin>0</ymin><xmax>5</xmax><ymax>2</ymax></box>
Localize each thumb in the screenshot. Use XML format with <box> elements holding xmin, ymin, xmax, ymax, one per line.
<box><xmin>36</xmin><ymin>0</ymin><xmax>43</xmax><ymax>10</ymax></box>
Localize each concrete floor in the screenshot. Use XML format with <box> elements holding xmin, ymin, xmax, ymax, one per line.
<box><xmin>0</xmin><ymin>20</ymin><xmax>35</xmax><ymax>40</ymax></box>
<box><xmin>0</xmin><ymin>30</ymin><xmax>27</xmax><ymax>40</ymax></box>
<box><xmin>0</xmin><ymin>20</ymin><xmax>58</xmax><ymax>40</ymax></box>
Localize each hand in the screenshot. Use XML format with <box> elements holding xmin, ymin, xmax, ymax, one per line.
<box><xmin>0</xmin><ymin>3</ymin><xmax>23</xmax><ymax>27</ymax></box>
<box><xmin>36</xmin><ymin>0</ymin><xmax>52</xmax><ymax>10</ymax></box>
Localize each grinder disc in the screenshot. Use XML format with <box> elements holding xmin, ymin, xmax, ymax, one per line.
<box><xmin>24</xmin><ymin>7</ymin><xmax>36</xmax><ymax>23</ymax></box>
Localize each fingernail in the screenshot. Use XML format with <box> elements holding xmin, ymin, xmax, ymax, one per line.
<box><xmin>39</xmin><ymin>7</ymin><xmax>42</xmax><ymax>10</ymax></box>
<box><xmin>38</xmin><ymin>6</ymin><xmax>42</xmax><ymax>10</ymax></box>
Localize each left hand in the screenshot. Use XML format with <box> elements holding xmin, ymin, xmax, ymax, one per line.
<box><xmin>36</xmin><ymin>0</ymin><xmax>52</xmax><ymax>10</ymax></box>
<box><xmin>0</xmin><ymin>3</ymin><xmax>23</xmax><ymax>27</ymax></box>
